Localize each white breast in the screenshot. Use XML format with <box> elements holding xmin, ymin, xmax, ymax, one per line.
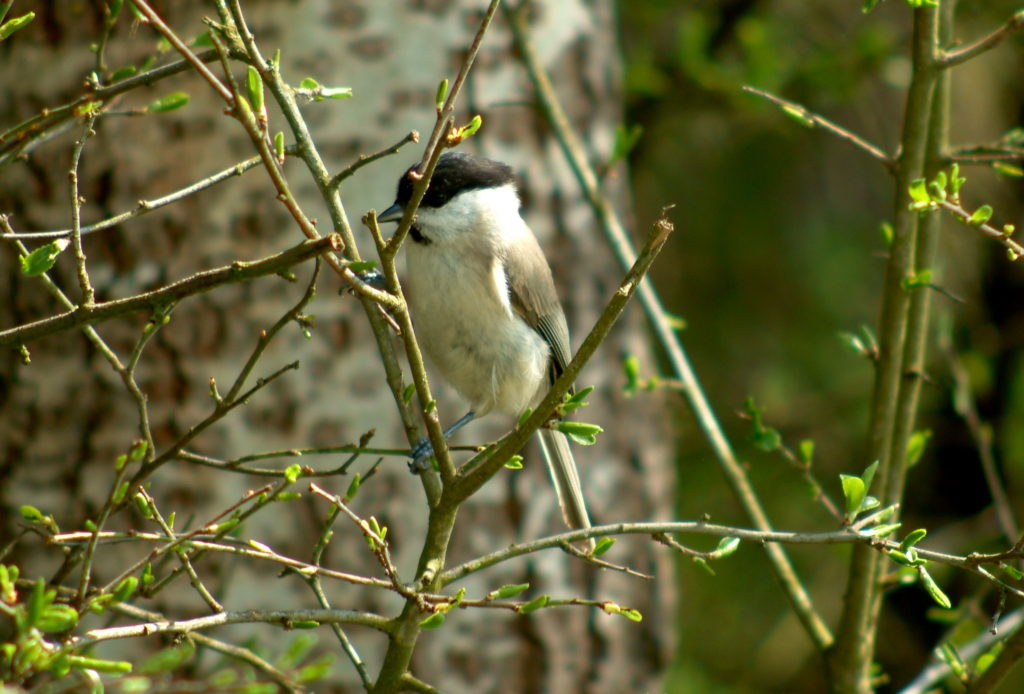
<box><xmin>405</xmin><ymin>190</ymin><xmax>549</xmax><ymax>417</ymax></box>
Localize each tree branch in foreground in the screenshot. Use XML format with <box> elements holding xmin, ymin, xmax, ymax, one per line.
<box><xmin>0</xmin><ymin>234</ymin><xmax>341</xmax><ymax>349</ymax></box>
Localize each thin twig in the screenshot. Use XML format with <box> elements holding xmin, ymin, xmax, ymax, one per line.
<box><xmin>110</xmin><ymin>602</ymin><xmax>304</xmax><ymax>693</ymax></box>
<box><xmin>935</xmin><ymin>198</ymin><xmax>1024</xmax><ymax>259</ymax></box>
<box><xmin>939</xmin><ymin>10</ymin><xmax>1024</xmax><ymax>68</ymax></box>
<box><xmin>2</xmin><ymin>154</ymin><xmax>268</xmax><ymax>240</ymax></box>
<box><xmin>0</xmin><ymin>234</ymin><xmax>340</xmax><ymax>349</ymax></box>
<box><xmin>68</xmin><ymin>113</ymin><xmax>98</xmax><ymax>307</ymax></box>
<box><xmin>78</xmin><ymin>607</ymin><xmax>393</xmax><ymax>645</ymax></box>
<box><xmin>504</xmin><ymin>2</ymin><xmax>835</xmax><ymax>651</ymax></box>
<box><xmin>330</xmin><ymin>131</ymin><xmax>419</xmax><ymax>190</ymax></box>
<box><xmin>742</xmin><ymin>85</ymin><xmax>894</xmax><ymax>168</ymax></box>
<box><xmin>941</xmin><ymin>333</ymin><xmax>1018</xmax><ymax>544</ymax></box>
<box><xmin>130</xmin><ymin>0</ymin><xmax>234</xmax><ymax>103</ymax></box>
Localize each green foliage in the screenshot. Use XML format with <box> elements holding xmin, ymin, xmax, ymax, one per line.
<box><xmin>552</xmin><ymin>420</ymin><xmax>603</xmax><ymax>445</ymax></box>
<box><xmin>839</xmin><ymin>461</ymin><xmax>879</xmax><ymax>522</ymax></box>
<box><xmin>503</xmin><ymin>454</ymin><xmax>523</xmax><ymax>470</ymax></box>
<box><xmin>0</xmin><ymin>10</ymin><xmax>34</xmax><ymax>40</ymax></box>
<box><xmin>19</xmin><ymin>240</ymin><xmax>68</xmax><ymax>276</ymax></box>
<box><xmin>147</xmin><ymin>91</ymin><xmax>190</xmax><ymax>113</ymax></box>
<box><xmin>744</xmin><ymin>396</ymin><xmax>781</xmax><ymax>452</ymax></box>
<box><xmin>487</xmin><ymin>583</ymin><xmax>530</xmax><ymax>600</ymax></box>
<box><xmin>0</xmin><ymin>568</ymin><xmax>133</xmax><ymax>685</ymax></box>
<box><xmin>299</xmin><ymin>77</ymin><xmax>353</xmax><ymax>101</ymax></box>
<box><xmin>592</xmin><ymin>537</ymin><xmax>616</xmax><ymax>557</ymax></box>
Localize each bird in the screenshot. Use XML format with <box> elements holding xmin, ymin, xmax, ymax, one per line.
<box><xmin>377</xmin><ymin>151</ymin><xmax>592</xmax><ymax>537</ymax></box>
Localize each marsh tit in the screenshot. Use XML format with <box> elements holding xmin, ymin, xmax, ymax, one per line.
<box><xmin>378</xmin><ymin>151</ymin><xmax>592</xmax><ymax>535</ymax></box>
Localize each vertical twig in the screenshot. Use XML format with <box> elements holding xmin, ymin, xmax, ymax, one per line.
<box><xmin>502</xmin><ymin>1</ymin><xmax>835</xmax><ymax>651</ymax></box>
<box><xmin>829</xmin><ymin>5</ymin><xmax>945</xmax><ymax>692</ymax></box>
<box><xmin>69</xmin><ymin>113</ymin><xmax>97</xmax><ymax>308</ymax></box>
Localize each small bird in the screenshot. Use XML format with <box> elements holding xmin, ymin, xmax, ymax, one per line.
<box><xmin>378</xmin><ymin>151</ymin><xmax>592</xmax><ymax>536</ymax></box>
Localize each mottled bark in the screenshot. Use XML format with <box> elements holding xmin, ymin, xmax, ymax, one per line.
<box><xmin>0</xmin><ymin>2</ymin><xmax>671</xmax><ymax>691</ymax></box>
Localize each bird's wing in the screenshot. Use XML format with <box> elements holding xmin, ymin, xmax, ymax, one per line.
<box><xmin>503</xmin><ymin>234</ymin><xmax>572</xmax><ymax>385</ymax></box>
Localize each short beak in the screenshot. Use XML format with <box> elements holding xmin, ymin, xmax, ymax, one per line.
<box><xmin>378</xmin><ymin>203</ymin><xmax>404</xmax><ymax>223</ymax></box>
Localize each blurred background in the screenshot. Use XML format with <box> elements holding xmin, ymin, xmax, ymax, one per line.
<box><xmin>2</xmin><ymin>1</ymin><xmax>1023</xmax><ymax>692</ymax></box>
<box><xmin>619</xmin><ymin>1</ymin><xmax>1024</xmax><ymax>691</ymax></box>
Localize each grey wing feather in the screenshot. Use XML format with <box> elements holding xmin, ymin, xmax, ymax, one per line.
<box><xmin>504</xmin><ymin>236</ymin><xmax>572</xmax><ymax>382</ymax></box>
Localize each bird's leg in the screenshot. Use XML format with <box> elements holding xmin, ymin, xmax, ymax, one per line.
<box><xmin>408</xmin><ymin>410</ymin><xmax>476</xmax><ymax>472</ymax></box>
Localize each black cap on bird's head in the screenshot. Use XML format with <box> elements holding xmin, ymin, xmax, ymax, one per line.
<box><xmin>378</xmin><ymin>152</ymin><xmax>515</xmax><ymax>223</ymax></box>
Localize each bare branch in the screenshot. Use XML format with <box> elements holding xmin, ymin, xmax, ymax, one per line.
<box><xmin>0</xmin><ymin>235</ymin><xmax>340</xmax><ymax>349</ymax></box>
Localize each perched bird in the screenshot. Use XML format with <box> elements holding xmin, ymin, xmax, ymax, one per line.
<box><xmin>378</xmin><ymin>151</ymin><xmax>592</xmax><ymax>536</ymax></box>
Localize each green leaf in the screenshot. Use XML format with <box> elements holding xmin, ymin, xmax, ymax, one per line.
<box><xmin>113</xmin><ymin>576</ymin><xmax>138</xmax><ymax>603</ymax></box>
<box><xmin>419</xmin><ymin>612</ymin><xmax>446</xmax><ymax>629</ymax></box>
<box><xmin>112</xmin><ymin>480</ymin><xmax>129</xmax><ymax>504</ymax></box>
<box><xmin>905</xmin><ymin>429</ymin><xmax>932</xmax><ymax>467</ymax></box>
<box><xmin>402</xmin><ymin>383</ymin><xmax>416</xmax><ymax>404</ymax></box>
<box><xmin>860</xmin><ymin>522</ymin><xmax>901</xmax><ymax>537</ymax></box>
<box><xmin>610</xmin><ymin>122</ymin><xmax>643</xmax><ymax>164</ymax></box>
<box><xmin>191</xmin><ymin>30</ymin><xmax>214</xmax><ymax>48</ymax></box>
<box><xmin>435</xmin><ymin>78</ymin><xmax>449</xmax><ymax>110</ymax></box>
<box><xmin>744</xmin><ymin>396</ymin><xmax>781</xmax><ymax>451</ymax></box>
<box><xmin>128</xmin><ymin>439</ymin><xmax>149</xmax><ymax>462</ymax></box>
<box><xmin>692</xmin><ymin>557</ymin><xmax>715</xmax><ymax>575</ymax></box>
<box><xmin>622</xmin><ymin>355</ymin><xmax>640</xmax><ymax>396</ymax></box>
<box><xmin>798</xmin><ymin>439</ymin><xmax>815</xmax><ymax>464</ymax></box>
<box><xmin>552</xmin><ymin>421</ymin><xmax>603</xmax><ymax>445</ymax></box>
<box><xmin>781</xmin><ymin>104</ymin><xmax>815</xmax><ymax>128</ymax></box>
<box><xmin>300</xmin><ymin>77</ymin><xmax>320</xmax><ymax>90</ymax></box>
<box><xmin>712</xmin><ymin>537</ymin><xmax>741</xmax><ymax>558</ymax></box>
<box><xmin>992</xmin><ymin>162</ymin><xmax>1024</xmax><ymax>178</ymax></box>
<box><xmin>861</xmin><ymin>460</ymin><xmax>878</xmax><ymax>493</ymax></box>
<box><xmin>907</xmin><ymin>177</ymin><xmax>932</xmax><ymax>210</ymax></box>
<box><xmin>36</xmin><ymin>604</ymin><xmax>78</xmax><ymax>633</ymax></box>
<box><xmin>618</xmin><ymin>607</ymin><xmax>643</xmax><ymax>622</ymax></box>
<box><xmin>20</xmin><ymin>504</ymin><xmax>44</xmax><ymax>522</ymax></box>
<box><xmin>274</xmin><ymin>131</ymin><xmax>285</xmax><ymax>160</ymax></box>
<box><xmin>503</xmin><ymin>455</ymin><xmax>523</xmax><ymax>470</ymax></box>
<box><xmin>490</xmin><ymin>583</ymin><xmax>530</xmax><ymax>600</ymax></box>
<box><xmin>276</xmin><ymin>633</ymin><xmax>317</xmax><ymax>670</ymax></box>
<box><xmin>110</xmin><ymin>65</ymin><xmax>137</xmax><ymax>81</ymax></box>
<box><xmin>1000</xmin><ymin>564</ymin><xmax>1024</xmax><ymax>581</ymax></box>
<box><xmin>296</xmin><ymin>652</ymin><xmax>334</xmax><ymax>682</ymax></box>
<box><xmin>20</xmin><ymin>239</ymin><xmax>69</xmax><ymax>276</ymax></box>
<box><xmin>246</xmin><ymin>65</ymin><xmax>264</xmax><ymax>114</ymax></box>
<box><xmin>918</xmin><ymin>566</ymin><xmax>951</xmax><ymax>609</ymax></box>
<box><xmin>887</xmin><ymin>549</ymin><xmax>919</xmax><ymax>566</ymax></box>
<box><xmin>902</xmin><ymin>268</ymin><xmax>933</xmax><ymax>290</ymax></box>
<box><xmin>968</xmin><ymin>205</ymin><xmax>993</xmax><ymax>227</ymax></box>
<box><xmin>345</xmin><ymin>473</ymin><xmax>361</xmax><ymax>500</ymax></box>
<box><xmin>459</xmin><ymin>114</ymin><xmax>483</xmax><ymax>138</ymax></box>
<box><xmin>840</xmin><ymin>474</ymin><xmax>866</xmax><ymax>521</ymax></box>
<box><xmin>148</xmin><ymin>91</ymin><xmax>190</xmax><ymax>113</ymax></box>
<box><xmin>900</xmin><ymin>528</ymin><xmax>927</xmax><ymax>552</ymax></box>
<box><xmin>563</xmin><ymin>385</ymin><xmax>594</xmax><ymax>412</ymax></box>
<box><xmin>67</xmin><ymin>655</ymin><xmax>133</xmax><ymax>674</ymax></box>
<box><xmin>284</xmin><ymin>464</ymin><xmax>301</xmax><ymax>484</ymax></box>
<box><xmin>880</xmin><ymin>221</ymin><xmax>893</xmax><ymax>247</ymax></box>
<box><xmin>0</xmin><ymin>11</ymin><xmax>35</xmax><ymax>40</ymax></box>
<box><xmin>139</xmin><ymin>642</ymin><xmax>194</xmax><ymax>675</ymax></box>
<box><xmin>518</xmin><ymin>594</ymin><xmax>550</xmax><ymax>614</ymax></box>
<box><xmin>592</xmin><ymin>537</ymin><xmax>616</xmax><ymax>557</ymax></box>
<box><xmin>949</xmin><ymin>162</ymin><xmax>966</xmax><ymax>195</ymax></box>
